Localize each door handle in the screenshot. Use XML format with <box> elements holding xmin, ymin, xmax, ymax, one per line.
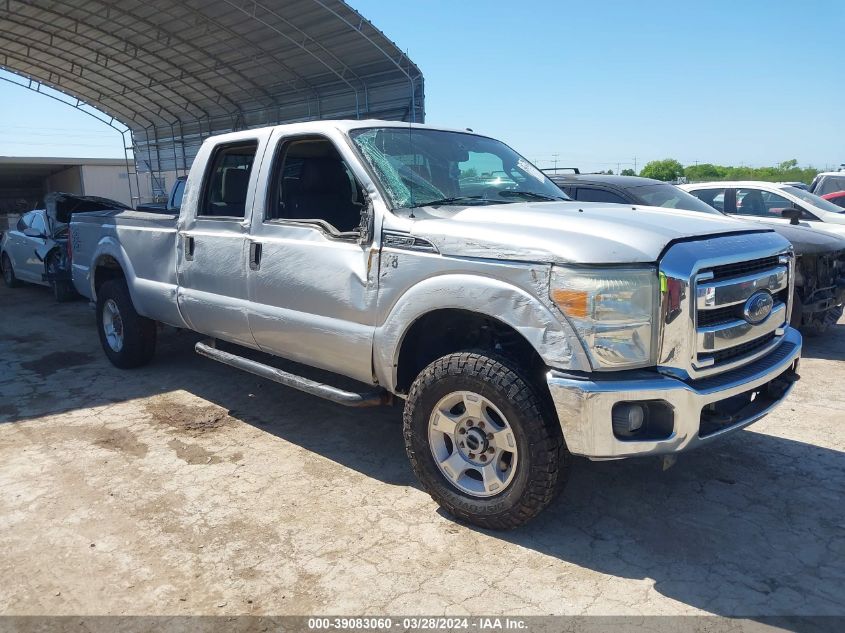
<box><xmin>183</xmin><ymin>235</ymin><xmax>195</xmax><ymax>261</ymax></box>
<box><xmin>249</xmin><ymin>241</ymin><xmax>262</xmax><ymax>270</ymax></box>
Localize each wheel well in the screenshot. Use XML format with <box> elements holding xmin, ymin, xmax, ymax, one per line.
<box><xmin>93</xmin><ymin>256</ymin><xmax>125</xmax><ymax>297</ymax></box>
<box><xmin>395</xmin><ymin>309</ymin><xmax>549</xmax><ymax>396</ymax></box>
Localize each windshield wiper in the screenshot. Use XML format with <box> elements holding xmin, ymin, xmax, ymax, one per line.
<box><xmin>405</xmin><ymin>196</ymin><xmax>489</xmax><ymax>209</ymax></box>
<box><xmin>497</xmin><ymin>190</ymin><xmax>567</xmax><ymax>201</ymax></box>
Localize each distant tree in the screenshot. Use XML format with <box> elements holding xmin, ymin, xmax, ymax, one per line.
<box><xmin>684</xmin><ymin>163</ymin><xmax>723</xmax><ymax>181</ymax></box>
<box><xmin>605</xmin><ymin>169</ymin><xmax>614</xmax><ymax>175</ymax></box>
<box><xmin>680</xmin><ymin>160</ymin><xmax>818</xmax><ymax>185</ymax></box>
<box><xmin>460</xmin><ymin>167</ymin><xmax>478</xmax><ymax>179</ymax></box>
<box><xmin>620</xmin><ymin>168</ymin><xmax>636</xmax><ymax>176</ymax></box>
<box><xmin>640</xmin><ymin>159</ymin><xmax>684</xmax><ymax>182</ymax></box>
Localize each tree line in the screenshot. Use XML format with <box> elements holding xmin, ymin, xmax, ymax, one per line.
<box><xmin>626</xmin><ymin>158</ymin><xmax>819</xmax><ymax>184</ymax></box>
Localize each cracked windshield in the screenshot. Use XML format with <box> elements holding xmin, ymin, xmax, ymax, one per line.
<box><xmin>350</xmin><ymin>127</ymin><xmax>568</xmax><ymax>210</ymax></box>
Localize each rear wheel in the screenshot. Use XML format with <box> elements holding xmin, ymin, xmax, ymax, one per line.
<box><xmin>46</xmin><ymin>253</ymin><xmax>75</xmax><ymax>302</ymax></box>
<box><xmin>2</xmin><ymin>252</ymin><xmax>21</xmax><ymax>288</ymax></box>
<box><xmin>96</xmin><ymin>279</ymin><xmax>156</xmax><ymax>368</ymax></box>
<box><xmin>404</xmin><ymin>351</ymin><xmax>569</xmax><ymax>529</ymax></box>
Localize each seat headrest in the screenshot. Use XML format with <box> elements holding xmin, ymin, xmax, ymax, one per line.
<box><xmin>740</xmin><ymin>190</ymin><xmax>765</xmax><ymax>213</ymax></box>
<box><xmin>221</xmin><ymin>168</ymin><xmax>250</xmax><ymax>204</ymax></box>
<box><xmin>299</xmin><ymin>158</ymin><xmax>350</xmax><ymax>193</ymax></box>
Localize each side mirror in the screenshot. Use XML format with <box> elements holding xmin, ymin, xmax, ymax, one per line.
<box><xmin>781</xmin><ymin>207</ymin><xmax>802</xmax><ymax>225</ymax></box>
<box><xmin>23</xmin><ymin>227</ymin><xmax>45</xmax><ymax>238</ymax></box>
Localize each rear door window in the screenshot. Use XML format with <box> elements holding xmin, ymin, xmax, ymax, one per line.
<box><xmin>199</xmin><ymin>142</ymin><xmax>258</xmax><ymax>218</ymax></box>
<box><xmin>689</xmin><ymin>188</ymin><xmax>727</xmax><ymax>212</ymax></box>
<box><xmin>574</xmin><ymin>187</ymin><xmax>628</xmax><ymax>204</ymax></box>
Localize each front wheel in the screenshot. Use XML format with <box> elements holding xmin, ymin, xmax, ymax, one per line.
<box><xmin>96</xmin><ymin>279</ymin><xmax>157</xmax><ymax>368</ymax></box>
<box><xmin>403</xmin><ymin>352</ymin><xmax>570</xmax><ymax>529</ymax></box>
<box><xmin>2</xmin><ymin>252</ymin><xmax>21</xmax><ymax>288</ymax></box>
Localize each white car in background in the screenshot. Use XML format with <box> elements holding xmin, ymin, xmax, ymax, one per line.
<box><xmin>680</xmin><ymin>181</ymin><xmax>845</xmax><ymax>238</ymax></box>
<box><xmin>810</xmin><ymin>170</ymin><xmax>845</xmax><ymax>196</ymax></box>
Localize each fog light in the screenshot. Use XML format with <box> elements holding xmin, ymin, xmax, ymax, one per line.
<box><xmin>612</xmin><ymin>403</ymin><xmax>645</xmax><ymax>437</ymax></box>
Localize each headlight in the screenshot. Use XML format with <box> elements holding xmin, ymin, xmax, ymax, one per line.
<box><xmin>550</xmin><ymin>266</ymin><xmax>658</xmax><ymax>370</ymax></box>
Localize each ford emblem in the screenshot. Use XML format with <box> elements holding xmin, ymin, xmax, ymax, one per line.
<box><xmin>743</xmin><ymin>291</ymin><xmax>774</xmax><ymax>325</ymax></box>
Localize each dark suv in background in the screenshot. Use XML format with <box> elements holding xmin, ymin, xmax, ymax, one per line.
<box><xmin>546</xmin><ymin>172</ymin><xmax>845</xmax><ymax>334</ymax></box>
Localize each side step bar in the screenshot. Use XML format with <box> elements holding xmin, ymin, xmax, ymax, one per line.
<box><xmin>195</xmin><ymin>340</ymin><xmax>390</xmax><ymax>408</ymax></box>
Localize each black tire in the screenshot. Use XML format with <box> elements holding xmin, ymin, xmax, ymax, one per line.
<box><xmin>46</xmin><ymin>252</ymin><xmax>76</xmax><ymax>302</ymax></box>
<box><xmin>96</xmin><ymin>278</ymin><xmax>157</xmax><ymax>369</ymax></box>
<box><xmin>404</xmin><ymin>351</ymin><xmax>570</xmax><ymax>530</ymax></box>
<box><xmin>2</xmin><ymin>252</ymin><xmax>21</xmax><ymax>288</ymax></box>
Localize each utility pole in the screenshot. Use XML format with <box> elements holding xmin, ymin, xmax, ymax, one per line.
<box><xmin>552</xmin><ymin>153</ymin><xmax>559</xmax><ymax>171</ymax></box>
<box><xmin>633</xmin><ymin>156</ymin><xmax>637</xmax><ymax>174</ymax></box>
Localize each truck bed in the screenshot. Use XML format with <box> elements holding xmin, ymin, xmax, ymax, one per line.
<box><xmin>70</xmin><ymin>209</ymin><xmax>185</xmax><ymax>328</ymax></box>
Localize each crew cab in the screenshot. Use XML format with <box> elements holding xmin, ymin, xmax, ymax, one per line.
<box><xmin>70</xmin><ymin>120</ymin><xmax>802</xmax><ymax>528</ymax></box>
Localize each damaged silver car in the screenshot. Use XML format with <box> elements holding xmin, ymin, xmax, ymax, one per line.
<box><xmin>1</xmin><ymin>192</ymin><xmax>129</xmax><ymax>301</ymax></box>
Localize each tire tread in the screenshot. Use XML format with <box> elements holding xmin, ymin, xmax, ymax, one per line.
<box><xmin>404</xmin><ymin>351</ymin><xmax>570</xmax><ymax>530</ymax></box>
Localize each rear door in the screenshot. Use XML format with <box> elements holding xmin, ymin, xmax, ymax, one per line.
<box><xmin>176</xmin><ymin>132</ymin><xmax>271</xmax><ymax>348</ymax></box>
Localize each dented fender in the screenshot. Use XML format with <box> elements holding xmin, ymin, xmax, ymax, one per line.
<box><xmin>86</xmin><ymin>235</ymin><xmax>186</xmax><ymax>328</ymax></box>
<box><xmin>372</xmin><ymin>264</ymin><xmax>591</xmax><ymax>392</ymax></box>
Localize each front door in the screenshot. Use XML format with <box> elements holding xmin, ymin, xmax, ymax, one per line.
<box><xmin>246</xmin><ymin>133</ymin><xmax>380</xmax><ymax>384</ymax></box>
<box><xmin>176</xmin><ymin>136</ymin><xmax>267</xmax><ymax>348</ymax></box>
<box><xmin>731</xmin><ymin>187</ymin><xmax>819</xmax><ymax>230</ymax></box>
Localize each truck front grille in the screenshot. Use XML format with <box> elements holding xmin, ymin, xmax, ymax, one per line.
<box><xmin>707</xmin><ymin>255</ymin><xmax>782</xmax><ymax>282</ymax></box>
<box><xmin>694</xmin><ymin>255</ymin><xmax>790</xmax><ymax>373</ymax></box>
<box><xmin>709</xmin><ymin>332</ymin><xmax>776</xmax><ymax>365</ymax></box>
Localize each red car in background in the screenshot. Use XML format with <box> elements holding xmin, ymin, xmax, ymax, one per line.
<box><xmin>821</xmin><ymin>191</ymin><xmax>845</xmax><ymax>209</ymax></box>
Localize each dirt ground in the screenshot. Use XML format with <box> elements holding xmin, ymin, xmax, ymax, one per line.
<box><xmin>1</xmin><ymin>282</ymin><xmax>843</xmax><ymax>618</ymax></box>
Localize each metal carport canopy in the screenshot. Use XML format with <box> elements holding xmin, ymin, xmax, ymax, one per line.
<box><xmin>0</xmin><ymin>0</ymin><xmax>424</xmax><ymax>176</ymax></box>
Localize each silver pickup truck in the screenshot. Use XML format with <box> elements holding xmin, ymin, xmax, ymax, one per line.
<box><xmin>70</xmin><ymin>120</ymin><xmax>802</xmax><ymax>528</ymax></box>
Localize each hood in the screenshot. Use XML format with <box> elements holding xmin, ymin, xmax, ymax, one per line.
<box><xmin>44</xmin><ymin>192</ymin><xmax>130</xmax><ymax>225</ymax></box>
<box><xmin>408</xmin><ymin>201</ymin><xmax>772</xmax><ymax>264</ymax></box>
<box><xmin>763</xmin><ymin>222</ymin><xmax>845</xmax><ymax>255</ymax></box>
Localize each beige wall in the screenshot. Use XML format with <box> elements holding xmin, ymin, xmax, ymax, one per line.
<box><xmin>79</xmin><ymin>166</ymin><xmax>180</xmax><ymax>207</ymax></box>
<box><xmin>46</xmin><ymin>166</ymin><xmax>83</xmax><ymax>195</ymax></box>
<box><xmin>81</xmin><ymin>165</ymin><xmax>133</xmax><ymax>206</ymax></box>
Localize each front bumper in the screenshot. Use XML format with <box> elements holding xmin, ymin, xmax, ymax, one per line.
<box><xmin>547</xmin><ymin>327</ymin><xmax>802</xmax><ymax>459</ymax></box>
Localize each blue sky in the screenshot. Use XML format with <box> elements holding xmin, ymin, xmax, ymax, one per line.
<box><xmin>1</xmin><ymin>0</ymin><xmax>842</xmax><ymax>171</ymax></box>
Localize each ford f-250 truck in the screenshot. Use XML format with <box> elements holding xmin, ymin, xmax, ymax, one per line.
<box><xmin>70</xmin><ymin>120</ymin><xmax>801</xmax><ymax>528</ymax></box>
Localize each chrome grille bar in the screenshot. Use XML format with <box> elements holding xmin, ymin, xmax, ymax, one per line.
<box><xmin>696</xmin><ymin>266</ymin><xmax>788</xmax><ymax>310</ymax></box>
<box><xmin>697</xmin><ymin>303</ymin><xmax>787</xmax><ymax>353</ymax></box>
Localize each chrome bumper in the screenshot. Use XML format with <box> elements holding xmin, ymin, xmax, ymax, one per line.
<box><xmin>547</xmin><ymin>327</ymin><xmax>802</xmax><ymax>459</ymax></box>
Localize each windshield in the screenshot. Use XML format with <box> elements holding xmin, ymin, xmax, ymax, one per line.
<box><xmin>783</xmin><ymin>186</ymin><xmax>845</xmax><ymax>214</ymax></box>
<box><xmin>349</xmin><ymin>127</ymin><xmax>568</xmax><ymax>210</ymax></box>
<box><xmin>633</xmin><ymin>183</ymin><xmax>721</xmax><ymax>214</ymax></box>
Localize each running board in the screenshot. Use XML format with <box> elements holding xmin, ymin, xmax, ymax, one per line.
<box><xmin>195</xmin><ymin>340</ymin><xmax>390</xmax><ymax>408</ymax></box>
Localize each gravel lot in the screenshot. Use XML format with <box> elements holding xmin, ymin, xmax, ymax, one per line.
<box><xmin>1</xmin><ymin>282</ymin><xmax>844</xmax><ymax>618</ymax></box>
